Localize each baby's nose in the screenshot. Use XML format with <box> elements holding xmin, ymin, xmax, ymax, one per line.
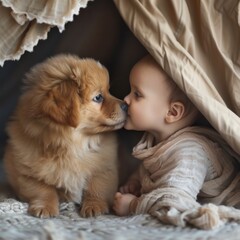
<box><xmin>120</xmin><ymin>102</ymin><xmax>128</xmax><ymax>112</ymax></box>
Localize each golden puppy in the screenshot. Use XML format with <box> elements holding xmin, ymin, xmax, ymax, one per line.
<box><xmin>4</xmin><ymin>54</ymin><xmax>127</xmax><ymax>218</ymax></box>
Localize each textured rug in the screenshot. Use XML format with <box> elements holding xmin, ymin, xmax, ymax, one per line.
<box><xmin>1</xmin><ymin>196</ymin><xmax>240</xmax><ymax>240</ymax></box>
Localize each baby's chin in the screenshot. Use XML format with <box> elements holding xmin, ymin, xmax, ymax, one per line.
<box><xmin>123</xmin><ymin>118</ymin><xmax>138</xmax><ymax>130</ymax></box>
<box><xmin>123</xmin><ymin>123</ymin><xmax>137</xmax><ymax>131</ymax></box>
<box><xmin>123</xmin><ymin>122</ymin><xmax>132</xmax><ymax>130</ymax></box>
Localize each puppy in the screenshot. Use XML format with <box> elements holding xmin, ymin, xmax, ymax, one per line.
<box><xmin>4</xmin><ymin>54</ymin><xmax>127</xmax><ymax>218</ymax></box>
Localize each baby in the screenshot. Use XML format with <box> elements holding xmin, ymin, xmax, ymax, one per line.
<box><xmin>113</xmin><ymin>55</ymin><xmax>240</xmax><ymax>219</ymax></box>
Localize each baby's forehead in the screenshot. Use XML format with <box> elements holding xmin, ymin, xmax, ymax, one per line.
<box><xmin>145</xmin><ymin>60</ymin><xmax>175</xmax><ymax>88</ymax></box>
<box><xmin>134</xmin><ymin>61</ymin><xmax>166</xmax><ymax>77</ymax></box>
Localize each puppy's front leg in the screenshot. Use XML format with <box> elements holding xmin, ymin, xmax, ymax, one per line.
<box><xmin>80</xmin><ymin>171</ymin><xmax>118</xmax><ymax>217</ymax></box>
<box><xmin>18</xmin><ymin>176</ymin><xmax>59</xmax><ymax>218</ymax></box>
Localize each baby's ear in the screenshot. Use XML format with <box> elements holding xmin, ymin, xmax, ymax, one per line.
<box><xmin>40</xmin><ymin>81</ymin><xmax>80</xmax><ymax>128</ymax></box>
<box><xmin>165</xmin><ymin>101</ymin><xmax>185</xmax><ymax>123</ymax></box>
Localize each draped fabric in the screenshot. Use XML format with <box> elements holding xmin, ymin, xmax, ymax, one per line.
<box><xmin>0</xmin><ymin>0</ymin><xmax>93</xmax><ymax>66</ymax></box>
<box><xmin>113</xmin><ymin>0</ymin><xmax>240</xmax><ymax>156</ymax></box>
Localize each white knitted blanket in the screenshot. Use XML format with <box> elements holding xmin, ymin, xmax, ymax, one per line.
<box><xmin>1</xmin><ymin>196</ymin><xmax>240</xmax><ymax>240</ymax></box>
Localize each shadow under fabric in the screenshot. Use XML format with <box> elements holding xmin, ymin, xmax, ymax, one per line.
<box><xmin>114</xmin><ymin>0</ymin><xmax>240</xmax><ymax>230</ymax></box>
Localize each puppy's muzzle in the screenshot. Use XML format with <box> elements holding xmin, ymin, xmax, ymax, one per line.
<box><xmin>120</xmin><ymin>102</ymin><xmax>128</xmax><ymax>112</ymax></box>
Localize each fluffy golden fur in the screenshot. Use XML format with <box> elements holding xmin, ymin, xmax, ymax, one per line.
<box><xmin>4</xmin><ymin>54</ymin><xmax>127</xmax><ymax>218</ymax></box>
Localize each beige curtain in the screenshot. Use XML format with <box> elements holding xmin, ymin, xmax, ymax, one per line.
<box><xmin>114</xmin><ymin>0</ymin><xmax>240</xmax><ymax>156</ymax></box>
<box><xmin>0</xmin><ymin>0</ymin><xmax>92</xmax><ymax>66</ymax></box>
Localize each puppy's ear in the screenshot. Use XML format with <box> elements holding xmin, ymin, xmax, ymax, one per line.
<box><xmin>41</xmin><ymin>81</ymin><xmax>80</xmax><ymax>128</ymax></box>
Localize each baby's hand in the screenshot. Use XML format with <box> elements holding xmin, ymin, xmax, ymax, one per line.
<box><xmin>113</xmin><ymin>192</ymin><xmax>136</xmax><ymax>216</ymax></box>
<box><xmin>119</xmin><ymin>180</ymin><xmax>141</xmax><ymax>196</ymax></box>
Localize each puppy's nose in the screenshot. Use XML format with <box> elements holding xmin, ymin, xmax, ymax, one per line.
<box><xmin>120</xmin><ymin>102</ymin><xmax>128</xmax><ymax>112</ymax></box>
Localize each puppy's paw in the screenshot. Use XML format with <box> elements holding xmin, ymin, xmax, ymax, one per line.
<box><xmin>80</xmin><ymin>200</ymin><xmax>109</xmax><ymax>218</ymax></box>
<box><xmin>28</xmin><ymin>203</ymin><xmax>59</xmax><ymax>218</ymax></box>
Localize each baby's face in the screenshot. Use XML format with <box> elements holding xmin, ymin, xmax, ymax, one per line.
<box><xmin>124</xmin><ymin>61</ymin><xmax>172</xmax><ymax>132</ymax></box>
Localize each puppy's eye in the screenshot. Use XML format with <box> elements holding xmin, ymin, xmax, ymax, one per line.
<box><xmin>93</xmin><ymin>93</ymin><xmax>104</xmax><ymax>103</ymax></box>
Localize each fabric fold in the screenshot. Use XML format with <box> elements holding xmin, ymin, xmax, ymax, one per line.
<box><xmin>0</xmin><ymin>0</ymin><xmax>93</xmax><ymax>66</ymax></box>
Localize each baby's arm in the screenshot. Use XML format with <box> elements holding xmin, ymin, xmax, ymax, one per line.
<box><xmin>119</xmin><ymin>169</ymin><xmax>141</xmax><ymax>196</ymax></box>
<box><xmin>113</xmin><ymin>167</ymin><xmax>141</xmax><ymax>216</ymax></box>
<box><xmin>114</xmin><ymin>138</ymin><xmax>210</xmax><ymax>217</ymax></box>
<box><xmin>113</xmin><ymin>192</ymin><xmax>138</xmax><ymax>216</ymax></box>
